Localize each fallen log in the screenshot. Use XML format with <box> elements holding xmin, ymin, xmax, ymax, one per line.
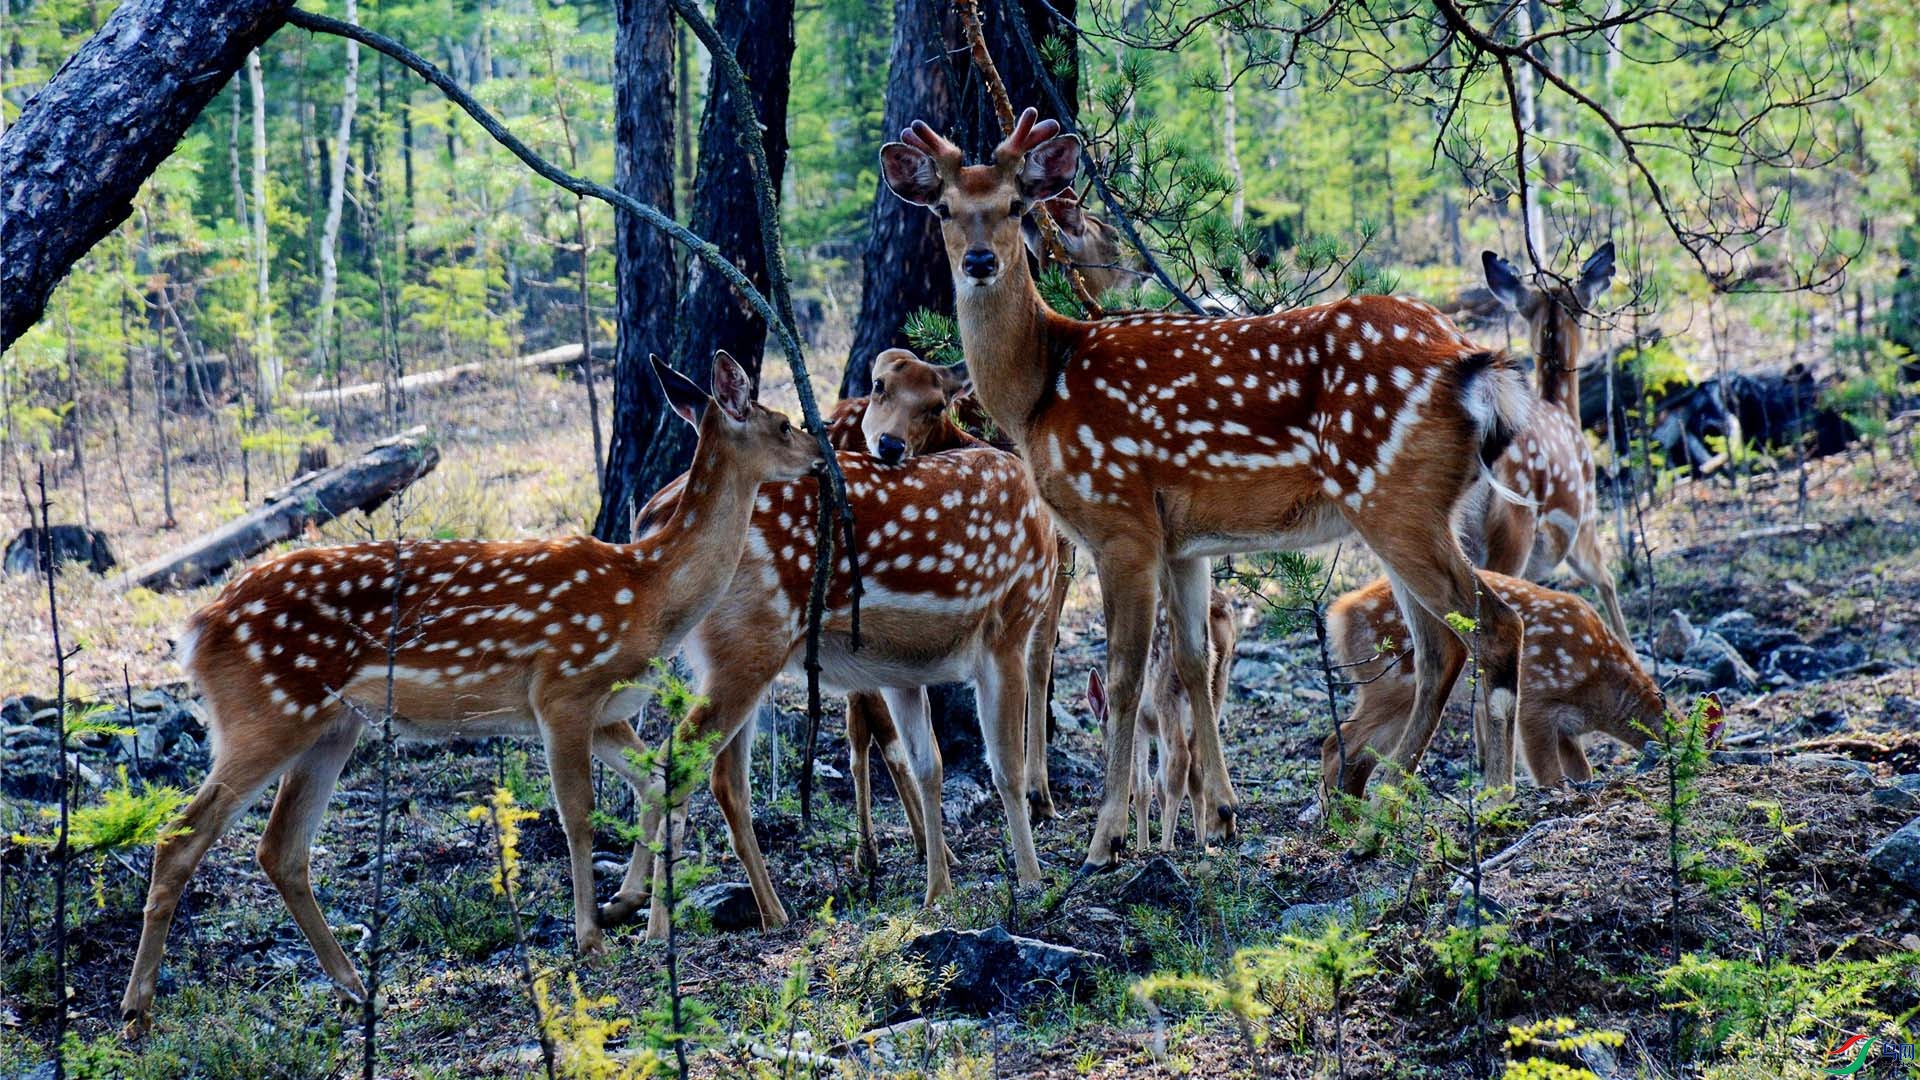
<box><xmin>119</xmin><ymin>427</ymin><xmax>441</xmax><ymax>592</ymax></box>
<box><xmin>289</xmin><ymin>343</ymin><xmax>601</xmax><ymax>407</ymax></box>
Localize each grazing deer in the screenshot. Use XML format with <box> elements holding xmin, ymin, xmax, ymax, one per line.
<box><xmin>628</xmin><ymin>404</ymin><xmax>1062</xmax><ymax>935</ymax></box>
<box><xmin>1321</xmin><ymin>571</ymin><xmax>1671</xmax><ymax>805</ymax></box>
<box><xmin>1473</xmin><ymin>244</ymin><xmax>1631</xmax><ymax>643</ymax></box>
<box><xmin>821</xmin><ymin>348</ymin><xmax>1064</xmax><ymax>873</ymax></box>
<box><xmin>119</xmin><ymin>354</ymin><xmax>822</xmax><ymax>1036</ymax></box>
<box><xmin>1085</xmin><ymin>589</ymin><xmax>1240</xmax><ymax>851</ymax></box>
<box><xmin>880</xmin><ymin>108</ymin><xmax>1532</xmax><ymax>867</ymax></box>
<box><xmin>1022</xmin><ymin>187</ymin><xmax>1139</xmax><ymax>298</ymax></box>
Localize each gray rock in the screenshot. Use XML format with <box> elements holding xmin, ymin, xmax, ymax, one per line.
<box><xmin>1653</xmin><ymin>610</ymin><xmax>1699</xmax><ymax>661</ymax></box>
<box><xmin>1782</xmin><ymin>753</ymin><xmax>1871</xmax><ymax>777</ymax></box>
<box><xmin>1117</xmin><ymin>856</ymin><xmax>1192</xmax><ymax>910</ymax></box>
<box><xmin>1765</xmin><ymin>644</ymin><xmax>1847</xmax><ymax>682</ymax></box>
<box><xmin>1706</xmin><ymin>610</ymin><xmax>1801</xmax><ymax>664</ymax></box>
<box><xmin>941</xmin><ymin>775</ymin><xmax>994</xmax><ymax>825</ymax></box>
<box><xmin>1231</xmin><ymin>658</ymin><xmax>1281</xmax><ymax>687</ymax></box>
<box><xmin>680</xmin><ymin>881</ymin><xmax>763</xmax><ymax>932</ymax></box>
<box><xmin>1869</xmin><ymin>818</ymin><xmax>1920</xmax><ymax>896</ymax></box>
<box><xmin>902</xmin><ymin>926</ymin><xmax>1104</xmax><ymax>1015</ymax></box>
<box><xmin>1277</xmin><ymin>887</ymin><xmax>1395</xmax><ymax>934</ymax></box>
<box><xmin>1682</xmin><ymin>632</ymin><xmax>1761</xmax><ymax>690</ymax></box>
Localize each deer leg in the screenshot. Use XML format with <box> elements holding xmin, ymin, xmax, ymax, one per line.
<box><xmin>1024</xmin><ymin>553</ymin><xmax>1069</xmax><ymax>823</ymax></box>
<box><xmin>1519</xmin><ymin>709</ymin><xmax>1567</xmax><ymax>788</ymax></box>
<box><xmin>1163</xmin><ymin>555</ymin><xmax>1236</xmax><ymax>843</ymax></box>
<box><xmin>1131</xmin><ymin>728</ymin><xmax>1153</xmax><ymax>854</ymax></box>
<box><xmin>873</xmin><ymin>694</ymin><xmax>935</xmax><ymax>865</ymax></box>
<box><xmin>975</xmin><ymin>645</ymin><xmax>1043</xmax><ymax>885</ymax></box>
<box><xmin>1558</xmin><ymin>732</ymin><xmax>1594</xmax><ymax>784</ymax></box>
<box><xmin>122</xmin><ymin>727</ymin><xmax>305</xmax><ymax>1036</ymax></box>
<box><xmin>881</xmin><ymin>685</ymin><xmax>953</xmax><ymax>901</ymax></box>
<box><xmin>846</xmin><ymin>691</ymin><xmax>882</xmax><ymax>873</ymax></box>
<box><xmin>256</xmin><ymin>712</ymin><xmax>367</xmax><ymax>1007</ymax></box>
<box><xmin>534</xmin><ymin>692</ymin><xmax>606</xmax><ymax>958</ymax></box>
<box><xmin>588</xmin><ymin>719</ymin><xmax>657</xmax><ymax>927</ymax></box>
<box><xmin>1084</xmin><ymin>542</ymin><xmax>1160</xmax><ymax>871</ymax></box>
<box><xmin>1320</xmin><ymin>677</ymin><xmax>1415</xmax><ymax>806</ymax></box>
<box><xmin>1478</xmin><ymin>495</ymin><xmax>1536</xmax><ymax>578</ymax></box>
<box><xmin>710</xmin><ymin>729</ymin><xmax>789</xmax><ymax>932</ymax></box>
<box><xmin>1160</xmin><ymin>725</ymin><xmax>1191</xmax><ymax>852</ymax></box>
<box><xmin>1567</xmin><ymin>520</ymin><xmax>1632</xmax><ymax>644</ymax></box>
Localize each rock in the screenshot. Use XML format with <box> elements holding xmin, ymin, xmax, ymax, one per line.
<box><xmin>3</xmin><ymin>524</ymin><xmax>116</xmax><ymax>576</ymax></box>
<box><xmin>902</xmin><ymin>927</ymin><xmax>1103</xmax><ymax>1014</ymax></box>
<box><xmin>1869</xmin><ymin>818</ymin><xmax>1920</xmax><ymax>896</ymax></box>
<box><xmin>1653</xmin><ymin>610</ymin><xmax>1698</xmax><ymax>661</ymax></box>
<box><xmin>1277</xmin><ymin>887</ymin><xmax>1395</xmax><ymax>934</ymax></box>
<box><xmin>680</xmin><ymin>881</ymin><xmax>763</xmax><ymax>932</ymax></box>
<box><xmin>1705</xmin><ymin>610</ymin><xmax>1800</xmax><ymax>664</ymax></box>
<box><xmin>941</xmin><ymin>775</ymin><xmax>994</xmax><ymax>826</ymax></box>
<box><xmin>1783</xmin><ymin>753</ymin><xmax>1871</xmax><ymax>778</ymax></box>
<box><xmin>1117</xmin><ymin>856</ymin><xmax>1192</xmax><ymax>910</ymax></box>
<box><xmin>1</xmin><ymin>738</ymin><xmax>61</xmax><ymax>801</ymax></box>
<box><xmin>1578</xmin><ymin>1036</ymin><xmax>1622</xmax><ymax>1078</ymax></box>
<box><xmin>1682</xmin><ymin>632</ymin><xmax>1761</xmax><ymax>691</ymax></box>
<box><xmin>1765</xmin><ymin>643</ymin><xmax>1859</xmax><ymax>682</ymax></box>
<box><xmin>1230</xmin><ymin>658</ymin><xmax>1281</xmax><ymax>687</ymax></box>
<box><xmin>1873</xmin><ymin>782</ymin><xmax>1920</xmax><ymax>812</ymax></box>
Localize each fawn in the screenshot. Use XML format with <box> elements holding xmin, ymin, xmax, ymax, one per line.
<box><xmin>881</xmin><ymin>108</ymin><xmax>1532</xmax><ymax>866</ymax></box>
<box><xmin>119</xmin><ymin>353</ymin><xmax>822</xmax><ymax>1035</ymax></box>
<box><xmin>1471</xmin><ymin>243</ymin><xmax>1631</xmax><ymax>643</ymax></box>
<box><xmin>1321</xmin><ymin>570</ymin><xmax>1671</xmax><ymax>806</ymax></box>
<box><xmin>1085</xmin><ymin>589</ymin><xmax>1240</xmax><ymax>851</ymax></box>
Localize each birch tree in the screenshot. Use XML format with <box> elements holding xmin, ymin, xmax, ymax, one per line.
<box><xmin>313</xmin><ymin>0</ymin><xmax>361</xmax><ymax>380</ymax></box>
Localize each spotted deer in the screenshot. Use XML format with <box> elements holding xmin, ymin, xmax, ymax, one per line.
<box><xmin>1321</xmin><ymin>571</ymin><xmax>1672</xmax><ymax>804</ymax></box>
<box><xmin>1473</xmin><ymin>244</ymin><xmax>1631</xmax><ymax>643</ymax></box>
<box><xmin>118</xmin><ymin>353</ymin><xmax>822</xmax><ymax>1035</ymax></box>
<box><xmin>821</xmin><ymin>348</ymin><xmax>1065</xmax><ymax>873</ymax></box>
<box><xmin>1021</xmin><ymin>186</ymin><xmax>1139</xmax><ymax>298</ymax></box>
<box><xmin>629</xmin><ymin>404</ymin><xmax>1062</xmax><ymax>935</ymax></box>
<box><xmin>880</xmin><ymin>108</ymin><xmax>1533</xmax><ymax>868</ymax></box>
<box><xmin>1085</xmin><ymin>589</ymin><xmax>1240</xmax><ymax>851</ymax></box>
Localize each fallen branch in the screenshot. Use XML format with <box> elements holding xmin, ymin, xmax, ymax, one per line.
<box><xmin>288</xmin><ymin>343</ymin><xmax>600</xmax><ymax>407</ymax></box>
<box><xmin>117</xmin><ymin>427</ymin><xmax>440</xmax><ymax>592</ymax></box>
<box><xmin>1667</xmin><ymin>521</ymin><xmax>1828</xmax><ymax>560</ymax></box>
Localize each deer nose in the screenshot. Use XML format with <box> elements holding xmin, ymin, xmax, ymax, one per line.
<box><xmin>962</xmin><ymin>248</ymin><xmax>999</xmax><ymax>280</ymax></box>
<box><xmin>876</xmin><ymin>432</ymin><xmax>907</xmax><ymax>465</ymax></box>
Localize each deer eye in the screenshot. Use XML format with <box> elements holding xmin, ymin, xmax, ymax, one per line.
<box><xmin>779</xmin><ymin>419</ymin><xmax>792</xmax><ymax>436</ymax></box>
<box><xmin>874</xmin><ymin>379</ymin><xmax>887</xmax><ymax>396</ymax></box>
<box><xmin>932</xmin><ymin>203</ymin><xmax>951</xmax><ymax>220</ymax></box>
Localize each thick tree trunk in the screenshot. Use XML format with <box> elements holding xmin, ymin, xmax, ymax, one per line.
<box><xmin>313</xmin><ymin>0</ymin><xmax>360</xmax><ymax>378</ymax></box>
<box><xmin>841</xmin><ymin>0</ymin><xmax>1076</xmax><ymax>397</ymax></box>
<box><xmin>593</xmin><ymin>0</ymin><xmax>680</xmax><ymax>543</ymax></box>
<box><xmin>630</xmin><ymin>0</ymin><xmax>797</xmax><ymax>495</ymax></box>
<box><xmin>0</xmin><ymin>0</ymin><xmax>295</xmax><ymax>350</ymax></box>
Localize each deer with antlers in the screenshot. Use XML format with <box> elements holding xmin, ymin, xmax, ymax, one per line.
<box><xmin>1085</xmin><ymin>589</ymin><xmax>1240</xmax><ymax>852</ymax></box>
<box><xmin>627</xmin><ymin>358</ymin><xmax>1063</xmax><ymax>934</ymax></box>
<box><xmin>118</xmin><ymin>354</ymin><xmax>821</xmax><ymax>1035</ymax></box>
<box><xmin>1472</xmin><ymin>244</ymin><xmax>1631</xmax><ymax>643</ymax></box>
<box><xmin>881</xmin><ymin>109</ymin><xmax>1533</xmax><ymax>869</ymax></box>
<box><xmin>1321</xmin><ymin>570</ymin><xmax>1672</xmax><ymax>803</ymax></box>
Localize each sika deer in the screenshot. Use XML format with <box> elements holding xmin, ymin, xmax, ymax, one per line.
<box><xmin>1321</xmin><ymin>571</ymin><xmax>1672</xmax><ymax>805</ymax></box>
<box><xmin>119</xmin><ymin>353</ymin><xmax>822</xmax><ymax>1036</ymax></box>
<box><xmin>629</xmin><ymin>419</ymin><xmax>1061</xmax><ymax>935</ymax></box>
<box><xmin>1473</xmin><ymin>244</ymin><xmax>1631</xmax><ymax>643</ymax></box>
<box><xmin>881</xmin><ymin>108</ymin><xmax>1532</xmax><ymax>866</ymax></box>
<box><xmin>1085</xmin><ymin>589</ymin><xmax>1240</xmax><ymax>851</ymax></box>
<box><xmin>1021</xmin><ymin>187</ymin><xmax>1139</xmax><ymax>298</ymax></box>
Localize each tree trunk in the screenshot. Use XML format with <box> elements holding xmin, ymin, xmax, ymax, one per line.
<box><xmin>0</xmin><ymin>0</ymin><xmax>294</xmax><ymax>350</ymax></box>
<box><xmin>593</xmin><ymin>0</ymin><xmax>680</xmax><ymax>543</ymax></box>
<box><xmin>630</xmin><ymin>0</ymin><xmax>797</xmax><ymax>496</ymax></box>
<box><xmin>248</xmin><ymin>50</ymin><xmax>281</xmax><ymax>402</ymax></box>
<box><xmin>841</xmin><ymin>0</ymin><xmax>1076</xmax><ymax>397</ymax></box>
<box><xmin>313</xmin><ymin>0</ymin><xmax>360</xmax><ymax>380</ymax></box>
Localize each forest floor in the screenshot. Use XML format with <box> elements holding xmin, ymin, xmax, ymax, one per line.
<box><xmin>4</xmin><ymin>363</ymin><xmax>1920</xmax><ymax>1078</ymax></box>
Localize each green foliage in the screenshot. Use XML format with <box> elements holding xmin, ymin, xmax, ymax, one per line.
<box><xmin>396</xmin><ymin>875</ymin><xmax>522</xmax><ymax>960</ymax></box>
<box><xmin>55</xmin><ymin>768</ymin><xmax>186</xmax><ymax>854</ymax></box>
<box><xmin>1658</xmin><ymin>949</ymin><xmax>1920</xmax><ymax>1059</ymax></box>
<box><xmin>1429</xmin><ymin>921</ymin><xmax>1536</xmax><ymax>1014</ymax></box>
<box><xmin>1501</xmin><ymin>1018</ymin><xmax>1626</xmax><ymax>1080</ymax></box>
<box><xmin>901</xmin><ymin>308</ymin><xmax>965</xmax><ymax>368</ymax></box>
<box><xmin>536</xmin><ymin>974</ymin><xmax>662</xmax><ymax>1079</ymax></box>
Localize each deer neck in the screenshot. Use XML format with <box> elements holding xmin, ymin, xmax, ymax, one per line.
<box><xmin>623</xmin><ymin>413</ymin><xmax>763</xmax><ymax>639</ymax></box>
<box><xmin>1535</xmin><ymin>314</ymin><xmax>1581</xmax><ymax>414</ymax></box>
<box><xmin>953</xmin><ymin>264</ymin><xmax>1057</xmax><ymax>447</ymax></box>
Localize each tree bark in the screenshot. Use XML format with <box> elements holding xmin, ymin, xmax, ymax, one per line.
<box><xmin>630</xmin><ymin>0</ymin><xmax>797</xmax><ymax>496</ymax></box>
<box><xmin>0</xmin><ymin>0</ymin><xmax>295</xmax><ymax>350</ymax></box>
<box><xmin>841</xmin><ymin>0</ymin><xmax>1076</xmax><ymax>397</ymax></box>
<box><xmin>593</xmin><ymin>0</ymin><xmax>680</xmax><ymax>542</ymax></box>
<box><xmin>314</xmin><ymin>0</ymin><xmax>360</xmax><ymax>379</ymax></box>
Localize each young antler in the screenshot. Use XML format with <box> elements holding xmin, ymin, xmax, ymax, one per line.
<box><xmin>994</xmin><ymin>107</ymin><xmax>1062</xmax><ymax>167</ymax></box>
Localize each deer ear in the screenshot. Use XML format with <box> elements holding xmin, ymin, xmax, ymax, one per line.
<box><xmin>934</xmin><ymin>361</ymin><xmax>969</xmax><ymax>402</ymax></box>
<box><xmin>709</xmin><ymin>350</ymin><xmax>753</xmax><ymax>424</ymax></box>
<box><xmin>1019</xmin><ymin>135</ymin><xmax>1081</xmax><ymax>202</ymax></box>
<box><xmin>1085</xmin><ymin>667</ymin><xmax>1108</xmax><ymax>724</ymax></box>
<box><xmin>652</xmin><ymin>354</ymin><xmax>707</xmax><ymax>427</ymax></box>
<box><xmin>1577</xmin><ymin>241</ymin><xmax>1616</xmax><ymax>308</ymax></box>
<box><xmin>1482</xmin><ymin>250</ymin><xmax>1527</xmax><ymax>313</ymax></box>
<box><xmin>880</xmin><ymin>143</ymin><xmax>944</xmax><ymax>207</ymax></box>
<box><xmin>1048</xmin><ymin>190</ymin><xmax>1087</xmax><ymax>236</ymax></box>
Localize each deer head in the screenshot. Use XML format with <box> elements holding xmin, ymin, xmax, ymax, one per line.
<box><xmin>652</xmin><ymin>350</ymin><xmax>824</xmax><ymax>484</ymax></box>
<box><xmin>861</xmin><ymin>348</ymin><xmax>969</xmax><ymax>465</ymax></box>
<box><xmin>1483</xmin><ymin>242</ymin><xmax>1614</xmax><ymax>407</ymax></box>
<box><xmin>880</xmin><ymin>108</ymin><xmax>1082</xmax><ymax>291</ymax></box>
<box><xmin>1021</xmin><ymin>187</ymin><xmax>1133</xmax><ymax>296</ymax></box>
